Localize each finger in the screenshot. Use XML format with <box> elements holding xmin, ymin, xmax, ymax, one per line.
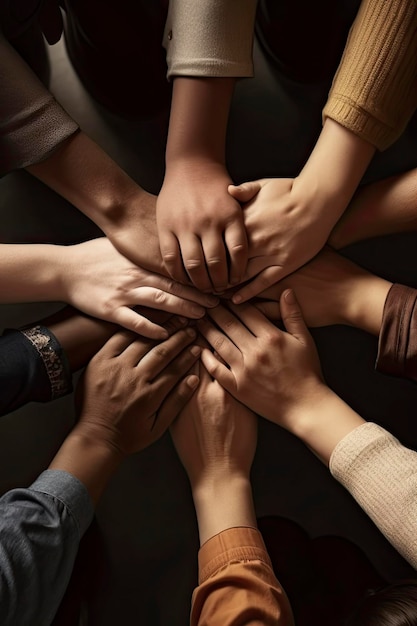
<box><xmin>150</xmin><ymin>342</ymin><xmax>201</xmax><ymax>397</ymax></box>
<box><xmin>150</xmin><ymin>374</ymin><xmax>200</xmax><ymax>437</ymax></box>
<box><xmin>200</xmin><ymin>347</ymin><xmax>236</xmax><ymax>391</ymax></box>
<box><xmin>226</xmin><ymin>300</ymin><xmax>279</xmax><ymax>338</ymax></box>
<box><xmin>254</xmin><ymin>300</ymin><xmax>281</xmax><ymax>321</ymax></box>
<box><xmin>225</xmin><ymin>218</ymin><xmax>248</xmax><ymax>286</ymax></box>
<box><xmin>160</xmin><ymin>231</ymin><xmax>189</xmax><ymax>284</ymax></box>
<box><xmin>232</xmin><ymin>266</ymin><xmax>287</xmax><ymax>303</ymax></box>
<box><xmin>138</xmin><ymin>327</ymin><xmax>197</xmax><ymax>378</ymax></box>
<box><xmin>228</xmin><ymin>179</ymin><xmax>264</xmax><ymax>203</ymax></box>
<box><xmin>93</xmin><ymin>329</ymin><xmax>144</xmax><ymax>359</ymax></box>
<box><xmin>144</xmin><ymin>274</ymin><xmax>219</xmax><ymax>308</ymax></box>
<box><xmin>181</xmin><ymin>234</ymin><xmax>212</xmax><ymax>292</ymax></box>
<box><xmin>280</xmin><ymin>289</ymin><xmax>311</xmax><ymax>345</ymax></box>
<box><xmin>131</xmin><ymin>286</ymin><xmax>207</xmax><ymax>319</ymax></box>
<box><xmin>113</xmin><ymin>306</ymin><xmax>169</xmax><ymax>339</ymax></box>
<box><xmin>205</xmin><ymin>304</ymin><xmax>255</xmax><ymax>343</ymax></box>
<box><xmin>197</xmin><ymin>316</ymin><xmax>241</xmax><ymax>366</ymax></box>
<box><xmin>201</xmin><ymin>231</ymin><xmax>228</xmax><ymax>293</ymax></box>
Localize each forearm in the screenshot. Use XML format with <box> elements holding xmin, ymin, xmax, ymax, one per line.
<box><xmin>166</xmin><ymin>77</ymin><xmax>235</xmax><ymax>167</ymax></box>
<box><xmin>192</xmin><ymin>475</ymin><xmax>257</xmax><ymax>546</ymax></box>
<box><xmin>0</xmin><ymin>243</ymin><xmax>68</xmax><ymax>303</ymax></box>
<box><xmin>329</xmin><ymin>168</ymin><xmax>417</xmax><ymax>249</ymax></box>
<box><xmin>289</xmin><ymin>384</ymin><xmax>365</xmax><ymax>465</ymax></box>
<box><xmin>49</xmin><ymin>428</ymin><xmax>124</xmax><ymax>506</ymax></box>
<box><xmin>27</xmin><ymin>132</ymin><xmax>147</xmax><ymax>232</ymax></box>
<box><xmin>294</xmin><ymin>118</ymin><xmax>375</xmax><ymax>230</ymax></box>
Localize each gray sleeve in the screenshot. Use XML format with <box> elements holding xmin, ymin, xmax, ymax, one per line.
<box><xmin>0</xmin><ymin>30</ymin><xmax>79</xmax><ymax>177</ymax></box>
<box><xmin>0</xmin><ymin>469</ymin><xmax>94</xmax><ymax>626</ymax></box>
<box><xmin>163</xmin><ymin>0</ymin><xmax>257</xmax><ymax>78</ymax></box>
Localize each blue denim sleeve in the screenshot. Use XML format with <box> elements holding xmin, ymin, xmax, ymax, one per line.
<box><xmin>0</xmin><ymin>469</ymin><xmax>94</xmax><ymax>626</ymax></box>
<box><xmin>0</xmin><ymin>326</ymin><xmax>72</xmax><ymax>417</ymax></box>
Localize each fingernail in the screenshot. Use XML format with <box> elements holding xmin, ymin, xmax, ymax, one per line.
<box><xmin>178</xmin><ymin>316</ymin><xmax>188</xmax><ymax>325</ymax></box>
<box><xmin>233</xmin><ymin>294</ymin><xmax>242</xmax><ymax>304</ymax></box>
<box><xmin>191</xmin><ymin>305</ymin><xmax>205</xmax><ymax>317</ymax></box>
<box><xmin>284</xmin><ymin>289</ymin><xmax>295</xmax><ymax>304</ymax></box>
<box><xmin>206</xmin><ymin>296</ymin><xmax>219</xmax><ymax>307</ymax></box>
<box><xmin>190</xmin><ymin>345</ymin><xmax>201</xmax><ymax>357</ymax></box>
<box><xmin>186</xmin><ymin>327</ymin><xmax>196</xmax><ymax>338</ymax></box>
<box><xmin>186</xmin><ymin>374</ymin><xmax>199</xmax><ymax>389</ymax></box>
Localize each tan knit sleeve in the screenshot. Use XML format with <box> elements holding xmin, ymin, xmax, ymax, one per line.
<box><xmin>329</xmin><ymin>422</ymin><xmax>417</xmax><ymax>568</ymax></box>
<box><xmin>323</xmin><ymin>0</ymin><xmax>417</xmax><ymax>150</ymax></box>
<box><xmin>0</xmin><ymin>31</ymin><xmax>79</xmax><ymax>177</ymax></box>
<box><xmin>163</xmin><ymin>0</ymin><xmax>257</xmax><ymax>79</ymax></box>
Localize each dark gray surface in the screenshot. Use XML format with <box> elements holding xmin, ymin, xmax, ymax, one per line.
<box><xmin>1</xmin><ymin>33</ymin><xmax>417</xmax><ymax>625</ymax></box>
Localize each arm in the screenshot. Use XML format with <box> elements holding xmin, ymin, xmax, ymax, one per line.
<box><xmin>197</xmin><ymin>294</ymin><xmax>417</xmax><ymax>567</ymax></box>
<box><xmin>0</xmin><ymin>238</ymin><xmax>218</xmax><ymax>336</ymax></box>
<box><xmin>170</xmin><ymin>364</ymin><xmax>294</xmax><ymax>625</ymax></box>
<box><xmin>0</xmin><ymin>325</ymin><xmax>200</xmax><ymax>625</ymax></box>
<box><xmin>157</xmin><ymin>0</ymin><xmax>258</xmax><ymax>292</ymax></box>
<box><xmin>229</xmin><ymin>0</ymin><xmax>417</xmax><ymax>302</ymax></box>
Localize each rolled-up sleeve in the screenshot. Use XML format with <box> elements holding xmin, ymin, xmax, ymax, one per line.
<box><xmin>164</xmin><ymin>0</ymin><xmax>257</xmax><ymax>78</ymax></box>
<box><xmin>0</xmin><ymin>30</ymin><xmax>79</xmax><ymax>177</ymax></box>
<box><xmin>323</xmin><ymin>0</ymin><xmax>417</xmax><ymax>150</ymax></box>
<box><xmin>0</xmin><ymin>469</ymin><xmax>94</xmax><ymax>626</ymax></box>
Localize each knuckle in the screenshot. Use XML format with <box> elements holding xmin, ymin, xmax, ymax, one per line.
<box><xmin>206</xmin><ymin>257</ymin><xmax>222</xmax><ymax>267</ymax></box>
<box><xmin>184</xmin><ymin>258</ymin><xmax>203</xmax><ymax>271</ymax></box>
<box><xmin>153</xmin><ymin>289</ymin><xmax>167</xmax><ymax>305</ymax></box>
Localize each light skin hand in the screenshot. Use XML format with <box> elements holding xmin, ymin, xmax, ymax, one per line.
<box><xmin>50</xmin><ymin>324</ymin><xmax>200</xmax><ymax>503</ymax></box>
<box><xmin>170</xmin><ymin>362</ymin><xmax>257</xmax><ymax>545</ymax></box>
<box><xmin>197</xmin><ymin>292</ymin><xmax>324</xmax><ymax>429</ymax></box>
<box><xmin>59</xmin><ymin>237</ymin><xmax>219</xmax><ymax>338</ymax></box>
<box><xmin>157</xmin><ymin>161</ymin><xmax>247</xmax><ymax>292</ymax></box>
<box><xmin>254</xmin><ymin>247</ymin><xmax>392</xmax><ymax>335</ymax></box>
<box><xmin>228</xmin><ymin>177</ymin><xmax>334</xmax><ymax>302</ymax></box>
<box><xmin>198</xmin><ymin>292</ymin><xmax>365</xmax><ymax>465</ymax></box>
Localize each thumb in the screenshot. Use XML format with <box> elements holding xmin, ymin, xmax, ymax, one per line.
<box><xmin>280</xmin><ymin>289</ymin><xmax>311</xmax><ymax>344</ymax></box>
<box><xmin>228</xmin><ymin>180</ymin><xmax>263</xmax><ymax>203</ymax></box>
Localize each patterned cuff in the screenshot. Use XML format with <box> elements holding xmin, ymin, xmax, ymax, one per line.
<box><xmin>20</xmin><ymin>325</ymin><xmax>72</xmax><ymax>400</ymax></box>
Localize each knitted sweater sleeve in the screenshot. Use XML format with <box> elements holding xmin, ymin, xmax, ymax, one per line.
<box><xmin>163</xmin><ymin>0</ymin><xmax>257</xmax><ymax>79</ymax></box>
<box><xmin>329</xmin><ymin>422</ymin><xmax>417</xmax><ymax>568</ymax></box>
<box><xmin>0</xmin><ymin>30</ymin><xmax>79</xmax><ymax>177</ymax></box>
<box><xmin>323</xmin><ymin>0</ymin><xmax>417</xmax><ymax>150</ymax></box>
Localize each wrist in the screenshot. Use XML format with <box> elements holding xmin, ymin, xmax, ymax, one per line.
<box><xmin>192</xmin><ymin>474</ymin><xmax>256</xmax><ymax>546</ymax></box>
<box><xmin>343</xmin><ymin>273</ymin><xmax>392</xmax><ymax>335</ymax></box>
<box><xmin>289</xmin><ymin>384</ymin><xmax>365</xmax><ymax>465</ymax></box>
<box><xmin>49</xmin><ymin>426</ymin><xmax>124</xmax><ymax>505</ymax></box>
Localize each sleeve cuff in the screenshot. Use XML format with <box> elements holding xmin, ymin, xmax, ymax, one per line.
<box><xmin>375</xmin><ymin>283</ymin><xmax>417</xmax><ymax>382</ymax></box>
<box><xmin>198</xmin><ymin>526</ymin><xmax>272</xmax><ymax>584</ymax></box>
<box><xmin>29</xmin><ymin>470</ymin><xmax>94</xmax><ymax>538</ymax></box>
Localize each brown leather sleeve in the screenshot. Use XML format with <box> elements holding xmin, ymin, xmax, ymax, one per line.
<box><xmin>0</xmin><ymin>30</ymin><xmax>79</xmax><ymax>177</ymax></box>
<box><xmin>376</xmin><ymin>283</ymin><xmax>417</xmax><ymax>382</ymax></box>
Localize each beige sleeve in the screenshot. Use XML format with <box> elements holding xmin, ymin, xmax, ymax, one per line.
<box><xmin>330</xmin><ymin>422</ymin><xmax>417</xmax><ymax>568</ymax></box>
<box><xmin>163</xmin><ymin>0</ymin><xmax>257</xmax><ymax>78</ymax></box>
<box><xmin>0</xmin><ymin>31</ymin><xmax>79</xmax><ymax>177</ymax></box>
<box><xmin>323</xmin><ymin>0</ymin><xmax>417</xmax><ymax>150</ymax></box>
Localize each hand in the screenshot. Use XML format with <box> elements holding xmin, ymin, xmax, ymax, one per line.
<box><xmin>228</xmin><ymin>178</ymin><xmax>337</xmax><ymax>303</ymax></box>
<box><xmin>198</xmin><ymin>292</ymin><xmax>324</xmax><ymax>431</ymax></box>
<box><xmin>157</xmin><ymin>162</ymin><xmax>248</xmax><ymax>292</ymax></box>
<box><xmin>170</xmin><ymin>362</ymin><xmax>257</xmax><ymax>491</ymax></box>
<box><xmin>253</xmin><ymin>247</ymin><xmax>392</xmax><ymax>335</ymax></box>
<box><xmin>61</xmin><ymin>237</ymin><xmax>219</xmax><ymax>338</ymax></box>
<box><xmin>74</xmin><ymin>323</ymin><xmax>201</xmax><ymax>458</ymax></box>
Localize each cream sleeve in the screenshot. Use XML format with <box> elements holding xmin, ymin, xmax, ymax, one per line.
<box><xmin>330</xmin><ymin>422</ymin><xmax>417</xmax><ymax>568</ymax></box>
<box><xmin>163</xmin><ymin>0</ymin><xmax>257</xmax><ymax>78</ymax></box>
<box><xmin>323</xmin><ymin>0</ymin><xmax>417</xmax><ymax>150</ymax></box>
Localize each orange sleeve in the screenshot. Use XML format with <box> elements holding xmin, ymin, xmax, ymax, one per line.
<box><xmin>191</xmin><ymin>526</ymin><xmax>294</xmax><ymax>626</ymax></box>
